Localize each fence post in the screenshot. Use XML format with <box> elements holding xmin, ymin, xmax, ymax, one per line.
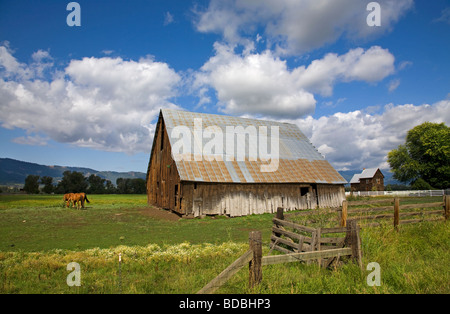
<box><xmin>444</xmin><ymin>195</ymin><xmax>449</xmax><ymax>221</ymax></box>
<box><xmin>346</xmin><ymin>220</ymin><xmax>362</xmax><ymax>269</ymax></box>
<box><xmin>274</xmin><ymin>207</ymin><xmax>284</xmax><ymax>238</ymax></box>
<box><xmin>394</xmin><ymin>198</ymin><xmax>400</xmax><ymax>231</ymax></box>
<box><xmin>341</xmin><ymin>200</ymin><xmax>348</xmax><ymax>227</ymax></box>
<box><xmin>249</xmin><ymin>231</ymin><xmax>262</xmax><ymax>289</ymax></box>
<box><xmin>276</xmin><ymin>207</ymin><xmax>284</xmax><ymax>220</ymax></box>
<box><xmin>316</xmin><ymin>227</ymin><xmax>322</xmax><ymax>266</ymax></box>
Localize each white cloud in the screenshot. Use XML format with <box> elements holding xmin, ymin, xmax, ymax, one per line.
<box><xmin>388</xmin><ymin>78</ymin><xmax>400</xmax><ymax>92</ymax></box>
<box><xmin>12</xmin><ymin>134</ymin><xmax>49</xmax><ymax>146</ymax></box>
<box><xmin>195</xmin><ymin>43</ymin><xmax>315</xmax><ymax>119</ymax></box>
<box><xmin>194</xmin><ymin>43</ymin><xmax>395</xmax><ymax>119</ymax></box>
<box><xmin>194</xmin><ymin>0</ymin><xmax>414</xmax><ymax>55</ymax></box>
<box><xmin>101</xmin><ymin>50</ymin><xmax>114</xmax><ymax>56</ymax></box>
<box><xmin>434</xmin><ymin>7</ymin><xmax>450</xmax><ymax>24</ymax></box>
<box><xmin>289</xmin><ymin>100</ymin><xmax>450</xmax><ymax>170</ymax></box>
<box><xmin>294</xmin><ymin>46</ymin><xmax>395</xmax><ymax>96</ymax></box>
<box><xmin>0</xmin><ymin>46</ymin><xmax>181</xmax><ymax>153</ymax></box>
<box><xmin>164</xmin><ymin>11</ymin><xmax>175</xmax><ymax>26</ymax></box>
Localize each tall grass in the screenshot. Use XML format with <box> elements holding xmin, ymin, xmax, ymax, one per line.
<box><xmin>0</xmin><ymin>194</ymin><xmax>448</xmax><ymax>293</ymax></box>
<box><xmin>1</xmin><ymin>221</ymin><xmax>448</xmax><ymax>294</ymax></box>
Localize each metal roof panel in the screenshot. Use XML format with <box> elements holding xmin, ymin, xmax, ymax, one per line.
<box><xmin>161</xmin><ymin>109</ymin><xmax>347</xmax><ymax>184</ymax></box>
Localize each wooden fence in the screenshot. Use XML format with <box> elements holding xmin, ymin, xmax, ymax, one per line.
<box><xmin>271</xmin><ymin>208</ymin><xmax>361</xmax><ymax>268</ymax></box>
<box><xmin>197</xmin><ymin>196</ymin><xmax>449</xmax><ymax>294</ymax></box>
<box><xmin>197</xmin><ymin>208</ymin><xmax>362</xmax><ymax>294</ymax></box>
<box><xmin>339</xmin><ymin>195</ymin><xmax>449</xmax><ymax>229</ymax></box>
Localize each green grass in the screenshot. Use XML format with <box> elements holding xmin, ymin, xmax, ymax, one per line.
<box><xmin>0</xmin><ymin>194</ymin><xmax>273</xmax><ymax>252</ymax></box>
<box><xmin>0</xmin><ymin>194</ymin><xmax>448</xmax><ymax>293</ymax></box>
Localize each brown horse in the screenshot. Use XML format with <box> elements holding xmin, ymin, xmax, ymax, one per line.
<box><xmin>71</xmin><ymin>193</ymin><xmax>90</xmax><ymax>209</ymax></box>
<box><xmin>63</xmin><ymin>193</ymin><xmax>75</xmax><ymax>208</ymax></box>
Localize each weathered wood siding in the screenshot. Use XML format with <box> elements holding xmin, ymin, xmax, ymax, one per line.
<box><xmin>316</xmin><ymin>184</ymin><xmax>346</xmax><ymax>208</ymax></box>
<box><xmin>146</xmin><ymin>117</ymin><xmax>183</xmax><ymax>213</ymax></box>
<box><xmin>178</xmin><ymin>183</ymin><xmax>344</xmax><ymax>217</ymax></box>
<box><xmin>146</xmin><ymin>114</ymin><xmax>345</xmax><ymax>217</ymax></box>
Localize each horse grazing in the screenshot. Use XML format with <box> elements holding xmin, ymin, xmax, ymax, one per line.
<box><xmin>63</xmin><ymin>193</ymin><xmax>75</xmax><ymax>208</ymax></box>
<box><xmin>71</xmin><ymin>193</ymin><xmax>90</xmax><ymax>209</ymax></box>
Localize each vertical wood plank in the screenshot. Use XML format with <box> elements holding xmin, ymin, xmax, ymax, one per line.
<box><xmin>276</xmin><ymin>207</ymin><xmax>284</xmax><ymax>220</ymax></box>
<box><xmin>348</xmin><ymin>220</ymin><xmax>362</xmax><ymax>269</ymax></box>
<box><xmin>316</xmin><ymin>227</ymin><xmax>322</xmax><ymax>266</ymax></box>
<box><xmin>394</xmin><ymin>197</ymin><xmax>400</xmax><ymax>231</ymax></box>
<box><xmin>298</xmin><ymin>235</ymin><xmax>305</xmax><ymax>253</ymax></box>
<box><xmin>249</xmin><ymin>231</ymin><xmax>262</xmax><ymax>289</ymax></box>
<box><xmin>341</xmin><ymin>200</ymin><xmax>348</xmax><ymax>227</ymax></box>
<box><xmin>444</xmin><ymin>195</ymin><xmax>449</xmax><ymax>221</ymax></box>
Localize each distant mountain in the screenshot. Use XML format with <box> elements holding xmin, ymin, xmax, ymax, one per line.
<box><xmin>338</xmin><ymin>169</ymin><xmax>401</xmax><ymax>186</ymax></box>
<box><xmin>0</xmin><ymin>157</ymin><xmax>401</xmax><ymax>188</ymax></box>
<box><xmin>0</xmin><ymin>158</ymin><xmax>146</xmax><ymax>186</ymax></box>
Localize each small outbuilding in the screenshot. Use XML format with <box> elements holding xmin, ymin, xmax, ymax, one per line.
<box><xmin>146</xmin><ymin>109</ymin><xmax>347</xmax><ymax>217</ymax></box>
<box><xmin>350</xmin><ymin>168</ymin><xmax>385</xmax><ymax>192</ymax></box>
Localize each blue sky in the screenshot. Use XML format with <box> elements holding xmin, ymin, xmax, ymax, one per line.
<box><xmin>0</xmin><ymin>0</ymin><xmax>449</xmax><ymax>173</ymax></box>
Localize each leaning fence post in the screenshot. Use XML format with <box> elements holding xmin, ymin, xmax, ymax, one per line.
<box><xmin>394</xmin><ymin>198</ymin><xmax>400</xmax><ymax>231</ymax></box>
<box><xmin>341</xmin><ymin>200</ymin><xmax>348</xmax><ymax>227</ymax></box>
<box><xmin>249</xmin><ymin>231</ymin><xmax>262</xmax><ymax>289</ymax></box>
<box><xmin>346</xmin><ymin>220</ymin><xmax>362</xmax><ymax>269</ymax></box>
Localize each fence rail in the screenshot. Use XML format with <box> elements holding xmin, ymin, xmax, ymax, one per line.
<box><xmin>197</xmin><ymin>196</ymin><xmax>449</xmax><ymax>294</ymax></box>
<box><xmin>197</xmin><ymin>208</ymin><xmax>362</xmax><ymax>294</ymax></box>
<box><xmin>339</xmin><ymin>195</ymin><xmax>449</xmax><ymax>229</ymax></box>
<box><xmin>345</xmin><ymin>189</ymin><xmax>449</xmax><ymax>197</ymax></box>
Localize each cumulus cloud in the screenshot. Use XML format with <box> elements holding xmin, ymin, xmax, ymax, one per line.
<box><xmin>289</xmin><ymin>100</ymin><xmax>450</xmax><ymax>170</ymax></box>
<box><xmin>194</xmin><ymin>0</ymin><xmax>414</xmax><ymax>55</ymax></box>
<box><xmin>0</xmin><ymin>45</ymin><xmax>181</xmax><ymax>153</ymax></box>
<box><xmin>194</xmin><ymin>43</ymin><xmax>315</xmax><ymax>119</ymax></box>
<box><xmin>194</xmin><ymin>43</ymin><xmax>395</xmax><ymax>119</ymax></box>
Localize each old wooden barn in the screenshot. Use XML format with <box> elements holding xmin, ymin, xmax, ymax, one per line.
<box><xmin>146</xmin><ymin>109</ymin><xmax>347</xmax><ymax>217</ymax></box>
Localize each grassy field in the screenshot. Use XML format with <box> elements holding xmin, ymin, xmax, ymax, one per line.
<box><xmin>0</xmin><ymin>194</ymin><xmax>449</xmax><ymax>293</ymax></box>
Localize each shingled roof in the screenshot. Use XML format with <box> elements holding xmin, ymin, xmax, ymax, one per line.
<box><xmin>158</xmin><ymin>108</ymin><xmax>347</xmax><ymax>185</ymax></box>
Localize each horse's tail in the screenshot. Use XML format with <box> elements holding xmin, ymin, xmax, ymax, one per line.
<box><xmin>85</xmin><ymin>194</ymin><xmax>90</xmax><ymax>203</ymax></box>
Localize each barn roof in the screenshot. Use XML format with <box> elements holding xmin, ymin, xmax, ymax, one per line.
<box><xmin>158</xmin><ymin>108</ymin><xmax>346</xmax><ymax>184</ymax></box>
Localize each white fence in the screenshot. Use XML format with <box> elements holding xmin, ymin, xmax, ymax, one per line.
<box><xmin>345</xmin><ymin>189</ymin><xmax>449</xmax><ymax>197</ymax></box>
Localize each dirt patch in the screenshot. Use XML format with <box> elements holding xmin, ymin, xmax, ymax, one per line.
<box><xmin>137</xmin><ymin>206</ymin><xmax>182</xmax><ymax>222</ymax></box>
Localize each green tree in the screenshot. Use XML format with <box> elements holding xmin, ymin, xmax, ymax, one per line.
<box><xmin>116</xmin><ymin>178</ymin><xmax>129</xmax><ymax>194</ymax></box>
<box><xmin>387</xmin><ymin>122</ymin><xmax>450</xmax><ymax>189</ymax></box>
<box><xmin>130</xmin><ymin>178</ymin><xmax>146</xmax><ymax>194</ymax></box>
<box><xmin>55</xmin><ymin>171</ymin><xmax>88</xmax><ymax>193</ymax></box>
<box><xmin>105</xmin><ymin>180</ymin><xmax>116</xmax><ymax>194</ymax></box>
<box><xmin>24</xmin><ymin>175</ymin><xmax>40</xmax><ymax>194</ymax></box>
<box><xmin>116</xmin><ymin>178</ymin><xmax>146</xmax><ymax>194</ymax></box>
<box><xmin>40</xmin><ymin>176</ymin><xmax>54</xmax><ymax>194</ymax></box>
<box><xmin>88</xmin><ymin>174</ymin><xmax>106</xmax><ymax>194</ymax></box>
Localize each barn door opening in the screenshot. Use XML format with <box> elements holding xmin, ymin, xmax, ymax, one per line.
<box><xmin>300</xmin><ymin>187</ymin><xmax>309</xmax><ymax>196</ymax></box>
<box><xmin>300</xmin><ymin>186</ymin><xmax>312</xmax><ymax>209</ymax></box>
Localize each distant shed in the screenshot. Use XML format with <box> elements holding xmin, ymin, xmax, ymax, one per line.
<box><xmin>350</xmin><ymin>168</ymin><xmax>385</xmax><ymax>192</ymax></box>
<box><xmin>146</xmin><ymin>109</ymin><xmax>347</xmax><ymax>217</ymax></box>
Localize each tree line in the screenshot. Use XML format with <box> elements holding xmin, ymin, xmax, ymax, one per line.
<box><xmin>23</xmin><ymin>171</ymin><xmax>146</xmax><ymax>194</ymax></box>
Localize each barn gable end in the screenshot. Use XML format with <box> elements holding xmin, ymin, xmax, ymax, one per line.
<box><xmin>146</xmin><ymin>111</ymin><xmax>183</xmax><ymax>213</ymax></box>
<box><xmin>146</xmin><ymin>109</ymin><xmax>347</xmax><ymax>217</ymax></box>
